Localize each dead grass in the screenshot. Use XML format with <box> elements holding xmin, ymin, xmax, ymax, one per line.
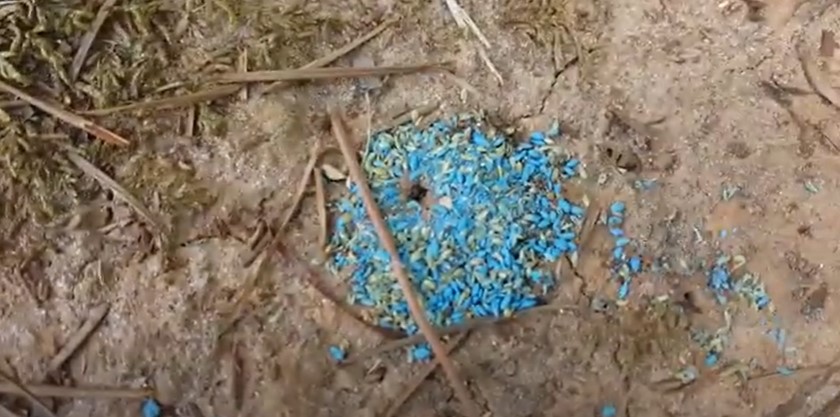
<box><xmin>0</xmin><ymin>0</ymin><xmax>346</xmax><ymax>230</ymax></box>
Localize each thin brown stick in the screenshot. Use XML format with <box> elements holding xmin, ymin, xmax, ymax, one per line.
<box><xmin>261</xmin><ymin>17</ymin><xmax>397</xmax><ymax>95</ymax></box>
<box><xmin>70</xmin><ymin>0</ymin><xmax>118</xmax><ymax>81</ymax></box>
<box><xmin>243</xmin><ymin>146</ymin><xmax>320</xmax><ymax>267</ymax></box>
<box><xmin>81</xmin><ymin>85</ymin><xmax>240</xmax><ymax>116</ymax></box>
<box><xmin>215</xmin><ymin>63</ymin><xmax>450</xmax><ymax>84</ymax></box>
<box><xmin>0</xmin><ymin>80</ymin><xmax>129</xmax><ymax>146</ymax></box>
<box><xmin>330</xmin><ymin>109</ymin><xmax>481</xmax><ymax>417</ymax></box>
<box><xmin>799</xmin><ymin>44</ymin><xmax>840</xmax><ymax>109</ymax></box>
<box><xmin>218</xmin><ymin>254</ymin><xmax>271</xmax><ymax>339</ymax></box>
<box><xmin>0</xmin><ymin>404</ymin><xmax>23</xmax><ymax>417</ymax></box>
<box><xmin>373</xmin><ymin>102</ymin><xmax>440</xmax><ymax>133</ymax></box>
<box><xmin>0</xmin><ymin>382</ymin><xmax>152</xmax><ymax>400</ymax></box>
<box><xmin>276</xmin><ymin>241</ymin><xmax>401</xmax><ymax>339</ymax></box>
<box><xmin>383</xmin><ymin>333</ymin><xmax>470</xmax><ymax>417</ymax></box>
<box><xmin>0</xmin><ymin>371</ymin><xmax>58</xmax><ymax>417</ymax></box>
<box><xmin>48</xmin><ymin>303</ymin><xmax>109</xmax><ymax>373</ymax></box>
<box><xmin>313</xmin><ymin>167</ymin><xmax>329</xmax><ymax>249</ymax></box>
<box><xmin>343</xmin><ymin>304</ymin><xmax>574</xmax><ymax>366</ymax></box>
<box><xmin>0</xmin><ymin>99</ymin><xmax>27</xmax><ymax>109</ymax></box>
<box><xmin>66</xmin><ymin>151</ymin><xmax>165</xmax><ymax>234</ymax></box>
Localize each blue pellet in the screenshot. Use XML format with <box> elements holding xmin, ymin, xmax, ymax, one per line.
<box><xmin>329</xmin><ymin>345</ymin><xmax>346</xmax><ymax>363</ymax></box>
<box><xmin>705</xmin><ymin>351</ymin><xmax>719</xmax><ymax>367</ymax></box>
<box><xmin>530</xmin><ymin>131</ymin><xmax>547</xmax><ymax>145</ymax></box>
<box><xmin>615</xmin><ymin>237</ymin><xmax>630</xmax><ymax>247</ymax></box>
<box><xmin>629</xmin><ymin>256</ymin><xmax>642</xmax><ymax>273</ymax></box>
<box><xmin>141</xmin><ymin>399</ymin><xmax>161</xmax><ymax>417</ymax></box>
<box><xmin>601</xmin><ymin>405</ymin><xmax>617</xmax><ymax>417</ymax></box>
<box><xmin>412</xmin><ymin>345</ymin><xmax>432</xmax><ymax>361</ymax></box>
<box><xmin>609</xmin><ymin>201</ymin><xmax>625</xmax><ymax>216</ymax></box>
<box><xmin>618</xmin><ymin>280</ymin><xmax>630</xmax><ymax>300</ymax></box>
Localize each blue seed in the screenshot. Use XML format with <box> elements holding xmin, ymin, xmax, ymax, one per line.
<box><xmin>141</xmin><ymin>399</ymin><xmax>162</xmax><ymax>417</ymax></box>
<box><xmin>329</xmin><ymin>345</ymin><xmax>346</xmax><ymax>363</ymax></box>
<box><xmin>601</xmin><ymin>406</ymin><xmax>617</xmax><ymax>417</ymax></box>
<box><xmin>704</xmin><ymin>351</ymin><xmax>719</xmax><ymax>367</ymax></box>
<box><xmin>629</xmin><ymin>256</ymin><xmax>642</xmax><ymax>273</ymax></box>
<box><xmin>412</xmin><ymin>345</ymin><xmax>432</xmax><ymax>361</ymax></box>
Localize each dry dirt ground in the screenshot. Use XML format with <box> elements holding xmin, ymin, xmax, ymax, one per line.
<box><xmin>3</xmin><ymin>0</ymin><xmax>840</xmax><ymax>416</ymax></box>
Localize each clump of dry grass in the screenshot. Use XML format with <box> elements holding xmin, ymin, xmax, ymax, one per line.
<box><xmin>0</xmin><ymin>0</ymin><xmax>344</xmax><ymax>226</ymax></box>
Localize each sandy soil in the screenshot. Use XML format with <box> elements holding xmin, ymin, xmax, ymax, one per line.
<box><xmin>3</xmin><ymin>0</ymin><xmax>840</xmax><ymax>416</ymax></box>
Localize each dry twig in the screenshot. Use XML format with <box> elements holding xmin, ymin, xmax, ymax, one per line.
<box><xmin>798</xmin><ymin>42</ymin><xmax>840</xmax><ymax>109</ymax></box>
<box><xmin>0</xmin><ymin>370</ymin><xmax>58</xmax><ymax>417</ymax></box>
<box><xmin>218</xmin><ymin>254</ymin><xmax>271</xmax><ymax>339</ymax></box>
<box><xmin>313</xmin><ymin>167</ymin><xmax>329</xmax><ymax>249</ymax></box>
<box><xmin>383</xmin><ymin>333</ymin><xmax>470</xmax><ymax>417</ymax></box>
<box><xmin>215</xmin><ymin>63</ymin><xmax>449</xmax><ymax>84</ymax></box>
<box><xmin>276</xmin><ymin>241</ymin><xmax>400</xmax><ymax>339</ymax></box>
<box><xmin>763</xmin><ymin>362</ymin><xmax>840</xmax><ymax>417</ymax></box>
<box><xmin>66</xmin><ymin>151</ymin><xmax>165</xmax><ymax>234</ymax></box>
<box><xmin>0</xmin><ymin>382</ymin><xmax>152</xmax><ymax>400</ymax></box>
<box><xmin>373</xmin><ymin>102</ymin><xmax>440</xmax><ymax>133</ymax></box>
<box><xmin>48</xmin><ymin>303</ymin><xmax>109</xmax><ymax>373</ymax></box>
<box><xmin>81</xmin><ymin>85</ymin><xmax>240</xmax><ymax>116</ymax></box>
<box><xmin>70</xmin><ymin>0</ymin><xmax>119</xmax><ymax>81</ymax></box>
<box><xmin>0</xmin><ymin>80</ymin><xmax>129</xmax><ymax>146</ymax></box>
<box><xmin>343</xmin><ymin>304</ymin><xmax>574</xmax><ymax>365</ymax></box>
<box><xmin>261</xmin><ymin>17</ymin><xmax>398</xmax><ymax>94</ymax></box>
<box><xmin>442</xmin><ymin>0</ymin><xmax>502</xmax><ymax>84</ymax></box>
<box><xmin>0</xmin><ymin>405</ymin><xmax>22</xmax><ymax>417</ymax></box>
<box><xmin>243</xmin><ymin>146</ymin><xmax>320</xmax><ymax>267</ymax></box>
<box><xmin>330</xmin><ymin>108</ymin><xmax>481</xmax><ymax>417</ymax></box>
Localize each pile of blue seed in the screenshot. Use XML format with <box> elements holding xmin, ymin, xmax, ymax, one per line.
<box><xmin>328</xmin><ymin>115</ymin><xmax>583</xmax><ymax>360</ymax></box>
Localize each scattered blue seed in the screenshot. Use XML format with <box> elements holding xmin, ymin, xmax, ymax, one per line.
<box><xmin>141</xmin><ymin>399</ymin><xmax>162</xmax><ymax>417</ymax></box>
<box><xmin>609</xmin><ymin>201</ymin><xmax>625</xmax><ymax>216</ymax></box>
<box><xmin>777</xmin><ymin>366</ymin><xmax>794</xmax><ymax>376</ymax></box>
<box><xmin>618</xmin><ymin>280</ymin><xmax>630</xmax><ymax>300</ymax></box>
<box><xmin>411</xmin><ymin>345</ymin><xmax>432</xmax><ymax>362</ymax></box>
<box><xmin>601</xmin><ymin>405</ymin><xmax>617</xmax><ymax>417</ymax></box>
<box><xmin>705</xmin><ymin>351</ymin><xmax>719</xmax><ymax>367</ymax></box>
<box><xmin>629</xmin><ymin>256</ymin><xmax>642</xmax><ymax>273</ymax></box>
<box><xmin>329</xmin><ymin>345</ymin><xmax>346</xmax><ymax>363</ymax></box>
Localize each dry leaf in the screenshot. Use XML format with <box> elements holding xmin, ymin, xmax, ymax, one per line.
<box><xmin>321</xmin><ymin>163</ymin><xmax>347</xmax><ymax>181</ymax></box>
<box><xmin>0</xmin><ymin>108</ymin><xmax>9</xmax><ymax>123</ymax></box>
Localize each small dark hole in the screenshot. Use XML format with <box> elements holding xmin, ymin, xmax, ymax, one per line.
<box><xmin>605</xmin><ymin>147</ymin><xmax>614</xmax><ymax>158</ymax></box>
<box><xmin>408</xmin><ymin>183</ymin><xmax>428</xmax><ymax>202</ymax></box>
